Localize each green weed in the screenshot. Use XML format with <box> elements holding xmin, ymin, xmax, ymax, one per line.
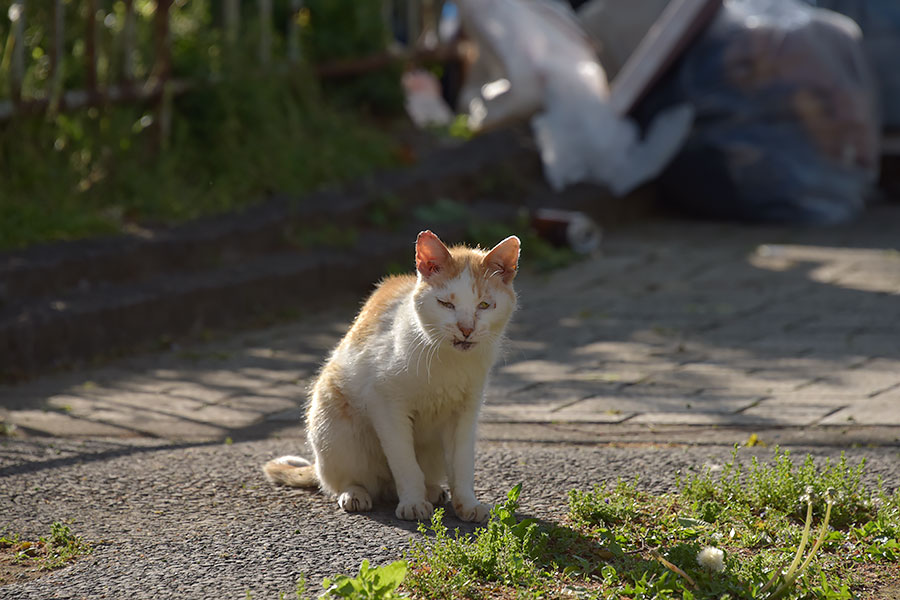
<box><xmin>0</xmin><ymin>522</ymin><xmax>92</xmax><ymax>571</ymax></box>
<box><xmin>396</xmin><ymin>449</ymin><xmax>899</xmax><ymax>599</ymax></box>
<box><xmin>405</xmin><ymin>484</ymin><xmax>547</xmax><ymax>597</ymax></box>
<box><xmin>321</xmin><ymin>559</ymin><xmax>407</xmax><ymax>600</ymax></box>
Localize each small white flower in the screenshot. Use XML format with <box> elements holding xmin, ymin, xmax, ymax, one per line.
<box><xmin>8</xmin><ymin>3</ymin><xmax>23</xmax><ymax>22</ymax></box>
<box><xmin>697</xmin><ymin>546</ymin><xmax>726</xmax><ymax>573</ymax></box>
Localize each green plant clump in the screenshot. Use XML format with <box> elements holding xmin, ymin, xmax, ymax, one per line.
<box><xmin>399</xmin><ymin>449</ymin><xmax>899</xmax><ymax>599</ymax></box>
<box><xmin>282</xmin><ymin>448</ymin><xmax>899</xmax><ymax>599</ymax></box>
<box><xmin>320</xmin><ymin>560</ymin><xmax>406</xmax><ymax>600</ymax></box>
<box><xmin>0</xmin><ymin>521</ymin><xmax>93</xmax><ymax>571</ymax></box>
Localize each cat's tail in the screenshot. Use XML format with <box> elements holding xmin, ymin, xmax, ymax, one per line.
<box><xmin>262</xmin><ymin>455</ymin><xmax>318</xmax><ymax>488</ymax></box>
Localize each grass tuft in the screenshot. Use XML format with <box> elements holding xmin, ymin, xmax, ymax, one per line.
<box><xmin>394</xmin><ymin>448</ymin><xmax>900</xmax><ymax>598</ymax></box>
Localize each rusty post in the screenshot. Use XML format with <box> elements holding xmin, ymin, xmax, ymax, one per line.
<box><xmin>48</xmin><ymin>0</ymin><xmax>65</xmax><ymax>114</ymax></box>
<box><xmin>152</xmin><ymin>0</ymin><xmax>173</xmax><ymax>83</ymax></box>
<box><xmin>85</xmin><ymin>0</ymin><xmax>98</xmax><ymax>99</ymax></box>
<box><xmin>224</xmin><ymin>0</ymin><xmax>240</xmax><ymax>46</ymax></box>
<box><xmin>287</xmin><ymin>0</ymin><xmax>302</xmax><ymax>63</ymax></box>
<box><xmin>122</xmin><ymin>0</ymin><xmax>136</xmax><ymax>85</ymax></box>
<box><xmin>8</xmin><ymin>1</ymin><xmax>26</xmax><ymax>104</ymax></box>
<box><xmin>151</xmin><ymin>0</ymin><xmax>173</xmax><ymax>150</ymax></box>
<box><xmin>406</xmin><ymin>0</ymin><xmax>420</xmax><ymax>48</ymax></box>
<box><xmin>258</xmin><ymin>0</ymin><xmax>272</xmax><ymax>66</ymax></box>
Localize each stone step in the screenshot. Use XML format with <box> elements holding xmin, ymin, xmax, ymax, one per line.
<box><xmin>0</xmin><ymin>226</ymin><xmax>458</xmax><ymax>379</ymax></box>
<box><xmin>0</xmin><ymin>129</ymin><xmax>539</xmax><ymax>304</ymax></box>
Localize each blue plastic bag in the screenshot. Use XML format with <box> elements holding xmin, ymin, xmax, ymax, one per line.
<box><xmin>804</xmin><ymin>0</ymin><xmax>900</xmax><ymax>129</ymax></box>
<box><xmin>638</xmin><ymin>0</ymin><xmax>881</xmax><ymax>224</ymax></box>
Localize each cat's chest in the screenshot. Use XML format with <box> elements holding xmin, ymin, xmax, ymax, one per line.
<box><xmin>410</xmin><ymin>364</ymin><xmax>485</xmax><ymax>416</ymax></box>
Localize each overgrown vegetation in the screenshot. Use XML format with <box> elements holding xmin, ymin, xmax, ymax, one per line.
<box><xmin>301</xmin><ymin>447</ymin><xmax>899</xmax><ymax>599</ymax></box>
<box><xmin>0</xmin><ymin>0</ymin><xmax>402</xmax><ymax>250</ymax></box>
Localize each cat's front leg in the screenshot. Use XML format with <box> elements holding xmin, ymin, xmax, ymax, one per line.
<box><xmin>445</xmin><ymin>404</ymin><xmax>491</xmax><ymax>523</ymax></box>
<box><xmin>369</xmin><ymin>407</ymin><xmax>433</xmax><ymax>521</ymax></box>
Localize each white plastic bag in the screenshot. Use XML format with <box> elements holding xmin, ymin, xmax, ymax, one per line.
<box><xmin>455</xmin><ymin>0</ymin><xmax>692</xmax><ymax>195</ymax></box>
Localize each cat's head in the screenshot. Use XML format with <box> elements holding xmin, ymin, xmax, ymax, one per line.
<box><xmin>413</xmin><ymin>230</ymin><xmax>520</xmax><ymax>352</ymax></box>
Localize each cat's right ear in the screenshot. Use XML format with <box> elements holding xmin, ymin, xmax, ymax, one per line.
<box><xmin>416</xmin><ymin>230</ymin><xmax>452</xmax><ymax>280</ymax></box>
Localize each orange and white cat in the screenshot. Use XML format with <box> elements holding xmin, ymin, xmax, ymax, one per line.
<box><xmin>263</xmin><ymin>230</ymin><xmax>520</xmax><ymax>522</ymax></box>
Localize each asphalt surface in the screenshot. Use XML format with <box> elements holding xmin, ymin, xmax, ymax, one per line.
<box><xmin>2</xmin><ymin>202</ymin><xmax>900</xmax><ymax>598</ymax></box>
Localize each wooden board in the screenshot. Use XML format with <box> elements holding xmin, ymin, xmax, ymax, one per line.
<box><xmin>609</xmin><ymin>0</ymin><xmax>722</xmax><ymax>117</ymax></box>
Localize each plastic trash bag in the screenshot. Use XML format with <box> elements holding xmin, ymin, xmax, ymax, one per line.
<box><xmin>803</xmin><ymin>0</ymin><xmax>900</xmax><ymax>129</ymax></box>
<box><xmin>454</xmin><ymin>0</ymin><xmax>693</xmax><ymax>196</ymax></box>
<box><xmin>637</xmin><ymin>0</ymin><xmax>880</xmax><ymax>224</ymax></box>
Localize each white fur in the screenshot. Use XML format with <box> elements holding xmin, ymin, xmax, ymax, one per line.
<box><xmin>297</xmin><ymin>240</ymin><xmax>519</xmax><ymax>522</ymax></box>
<box><xmin>271</xmin><ymin>455</ymin><xmax>310</xmax><ymax>467</ymax></box>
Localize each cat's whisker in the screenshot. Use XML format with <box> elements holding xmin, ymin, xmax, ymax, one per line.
<box><xmin>412</xmin><ymin>325</ymin><xmax>441</xmax><ymax>379</ymax></box>
<box><xmin>425</xmin><ymin>336</ymin><xmax>442</xmax><ymax>381</ymax></box>
<box><xmin>410</xmin><ymin>336</ymin><xmax>427</xmax><ymax>377</ymax></box>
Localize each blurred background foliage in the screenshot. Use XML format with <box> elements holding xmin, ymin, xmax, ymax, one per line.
<box><xmin>0</xmin><ymin>0</ymin><xmax>404</xmax><ymax>250</ymax></box>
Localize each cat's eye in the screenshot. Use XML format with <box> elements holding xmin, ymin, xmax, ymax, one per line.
<box><xmin>438</xmin><ymin>299</ymin><xmax>455</xmax><ymax>310</ymax></box>
<box><xmin>477</xmin><ymin>301</ymin><xmax>491</xmax><ymax>310</ymax></box>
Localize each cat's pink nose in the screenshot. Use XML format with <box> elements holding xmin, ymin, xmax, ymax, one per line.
<box><xmin>457</xmin><ymin>323</ymin><xmax>474</xmax><ymax>338</ymax></box>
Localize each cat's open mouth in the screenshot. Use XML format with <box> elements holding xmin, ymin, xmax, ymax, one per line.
<box><xmin>452</xmin><ymin>339</ymin><xmax>476</xmax><ymax>351</ymax></box>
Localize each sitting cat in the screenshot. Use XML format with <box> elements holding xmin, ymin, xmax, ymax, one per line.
<box><xmin>263</xmin><ymin>230</ymin><xmax>520</xmax><ymax>522</ymax></box>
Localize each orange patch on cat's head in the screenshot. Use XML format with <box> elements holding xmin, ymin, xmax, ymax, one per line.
<box><xmin>416</xmin><ymin>231</ymin><xmax>520</xmax><ymax>290</ymax></box>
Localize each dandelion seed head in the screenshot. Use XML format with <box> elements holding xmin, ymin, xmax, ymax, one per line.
<box><xmin>697</xmin><ymin>546</ymin><xmax>725</xmax><ymax>573</ymax></box>
<box><xmin>8</xmin><ymin>3</ymin><xmax>22</xmax><ymax>22</ymax></box>
<box><xmin>800</xmin><ymin>486</ymin><xmax>815</xmax><ymax>504</ymax></box>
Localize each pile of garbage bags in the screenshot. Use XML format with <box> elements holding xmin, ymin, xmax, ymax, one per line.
<box><xmin>637</xmin><ymin>0</ymin><xmax>881</xmax><ymax>224</ymax></box>
<box><xmin>452</xmin><ymin>0</ymin><xmax>693</xmax><ymax>197</ymax></box>
<box><xmin>803</xmin><ymin>0</ymin><xmax>900</xmax><ymax>129</ymax></box>
<box><xmin>445</xmin><ymin>0</ymin><xmax>898</xmax><ymax>224</ymax></box>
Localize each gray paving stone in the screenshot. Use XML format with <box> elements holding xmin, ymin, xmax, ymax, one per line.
<box><xmin>485</xmin><ymin>381</ymin><xmax>610</xmax><ymax>406</ymax></box>
<box><xmin>737</xmin><ymin>401</ymin><xmax>843</xmax><ymax>427</ymax></box>
<box><xmin>819</xmin><ymin>387</ymin><xmax>900</xmax><ymax>426</ymax></box>
<box><xmin>480</xmin><ymin>403</ymin><xmax>635</xmax><ymax>424</ymax></box>
<box><xmin>627</xmin><ymin>412</ymin><xmax>780</xmax><ymax>426</ymax></box>
<box><xmin>743</xmin><ymin>391</ymin><xmax>858</xmax><ymax>406</ymax></box>
<box><xmin>793</xmin><ymin>365</ymin><xmax>900</xmax><ymax>397</ymax></box>
<box><xmin>557</xmin><ymin>393</ymin><xmax>758</xmax><ymax>417</ymax></box>
<box><xmin>640</xmin><ymin>364</ymin><xmax>807</xmax><ymax>393</ymax></box>
<box><xmin>496</xmin><ymin>359</ymin><xmax>577</xmax><ymax>383</ymax></box>
<box><xmin>0</xmin><ymin>408</ymin><xmax>133</xmax><ymax>437</ymax></box>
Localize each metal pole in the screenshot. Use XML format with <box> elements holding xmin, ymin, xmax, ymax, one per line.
<box><xmin>9</xmin><ymin>1</ymin><xmax>25</xmax><ymax>103</ymax></box>
<box><xmin>122</xmin><ymin>0</ymin><xmax>136</xmax><ymax>83</ymax></box>
<box><xmin>224</xmin><ymin>0</ymin><xmax>240</xmax><ymax>46</ymax></box>
<box><xmin>85</xmin><ymin>0</ymin><xmax>98</xmax><ymax>97</ymax></box>
<box><xmin>258</xmin><ymin>0</ymin><xmax>272</xmax><ymax>66</ymax></box>
<box><xmin>287</xmin><ymin>0</ymin><xmax>303</xmax><ymax>63</ymax></box>
<box><xmin>48</xmin><ymin>0</ymin><xmax>65</xmax><ymax>113</ymax></box>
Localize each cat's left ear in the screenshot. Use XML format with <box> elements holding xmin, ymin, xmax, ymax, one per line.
<box><xmin>483</xmin><ymin>235</ymin><xmax>520</xmax><ymax>284</ymax></box>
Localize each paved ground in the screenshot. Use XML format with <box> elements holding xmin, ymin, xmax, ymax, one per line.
<box><xmin>2</xmin><ymin>202</ymin><xmax>900</xmax><ymax>598</ymax></box>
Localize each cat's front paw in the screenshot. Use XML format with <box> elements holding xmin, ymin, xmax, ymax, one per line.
<box><xmin>395</xmin><ymin>499</ymin><xmax>434</xmax><ymax>521</ymax></box>
<box><xmin>426</xmin><ymin>484</ymin><xmax>450</xmax><ymax>506</ymax></box>
<box><xmin>453</xmin><ymin>500</ymin><xmax>491</xmax><ymax>523</ymax></box>
<box><xmin>338</xmin><ymin>487</ymin><xmax>373</xmax><ymax>512</ymax></box>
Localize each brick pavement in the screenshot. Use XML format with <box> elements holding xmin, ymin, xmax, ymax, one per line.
<box><xmin>2</xmin><ymin>203</ymin><xmax>899</xmax><ymax>443</ymax></box>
